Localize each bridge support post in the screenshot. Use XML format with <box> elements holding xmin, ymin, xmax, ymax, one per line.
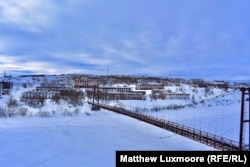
<box><xmin>248</xmin><ymin>88</ymin><xmax>250</xmax><ymax>150</ymax></box>
<box><xmin>91</xmin><ymin>85</ymin><xmax>100</xmax><ymax>111</ymax></box>
<box><xmin>239</xmin><ymin>87</ymin><xmax>250</xmax><ymax>151</ymax></box>
<box><xmin>239</xmin><ymin>88</ymin><xmax>245</xmax><ymax>151</ymax></box>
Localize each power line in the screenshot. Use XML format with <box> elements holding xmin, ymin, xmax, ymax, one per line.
<box><xmin>195</xmin><ymin>89</ymin><xmax>240</xmax><ymax>105</ymax></box>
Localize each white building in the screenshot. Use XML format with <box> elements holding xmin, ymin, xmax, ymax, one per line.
<box><xmin>21</xmin><ymin>90</ymin><xmax>59</xmax><ymax>99</ymax></box>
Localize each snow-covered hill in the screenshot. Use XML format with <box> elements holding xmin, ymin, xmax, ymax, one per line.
<box><xmin>0</xmin><ymin>75</ymin><xmax>248</xmax><ymax>166</ymax></box>
<box><xmin>0</xmin><ymin>75</ymin><xmax>246</xmax><ymax>141</ymax></box>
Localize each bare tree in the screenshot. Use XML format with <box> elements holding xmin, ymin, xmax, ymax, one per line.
<box><xmin>7</xmin><ymin>95</ymin><xmax>18</xmax><ymax>108</ymax></box>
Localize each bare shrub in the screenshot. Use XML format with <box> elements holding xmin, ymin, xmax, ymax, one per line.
<box><xmin>7</xmin><ymin>96</ymin><xmax>19</xmax><ymax>108</ymax></box>
<box><xmin>18</xmin><ymin>108</ymin><xmax>28</xmax><ymax>116</ymax></box>
<box><xmin>63</xmin><ymin>109</ymin><xmax>73</xmax><ymax>116</ymax></box>
<box><xmin>29</xmin><ymin>112</ymin><xmax>33</xmax><ymax>117</ymax></box>
<box><xmin>74</xmin><ymin>108</ymin><xmax>80</xmax><ymax>115</ymax></box>
<box><xmin>52</xmin><ymin>110</ymin><xmax>56</xmax><ymax>115</ymax></box>
<box><xmin>85</xmin><ymin>111</ymin><xmax>91</xmax><ymax>116</ymax></box>
<box><xmin>37</xmin><ymin>111</ymin><xmax>51</xmax><ymax>117</ymax></box>
<box><xmin>7</xmin><ymin>108</ymin><xmax>16</xmax><ymax>117</ymax></box>
<box><xmin>0</xmin><ymin>108</ymin><xmax>7</xmax><ymax>118</ymax></box>
<box><xmin>60</xmin><ymin>90</ymin><xmax>84</xmax><ymax>106</ymax></box>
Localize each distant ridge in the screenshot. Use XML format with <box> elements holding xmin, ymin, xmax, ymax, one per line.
<box><xmin>19</xmin><ymin>74</ymin><xmax>46</xmax><ymax>77</ymax></box>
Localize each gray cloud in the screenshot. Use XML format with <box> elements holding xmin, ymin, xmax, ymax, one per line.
<box><xmin>0</xmin><ymin>0</ymin><xmax>250</xmax><ymax>80</ymax></box>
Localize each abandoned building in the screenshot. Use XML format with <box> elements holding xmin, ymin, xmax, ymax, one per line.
<box><xmin>21</xmin><ymin>90</ymin><xmax>59</xmax><ymax>99</ymax></box>
<box><xmin>74</xmin><ymin>78</ymin><xmax>99</xmax><ymax>88</ymax></box>
<box><xmin>0</xmin><ymin>81</ymin><xmax>13</xmax><ymax>95</ymax></box>
<box><xmin>164</xmin><ymin>93</ymin><xmax>190</xmax><ymax>100</ymax></box>
<box><xmin>97</xmin><ymin>86</ymin><xmax>146</xmax><ymax>100</ymax></box>
<box><xmin>135</xmin><ymin>83</ymin><xmax>164</xmax><ymax>90</ymax></box>
<box><xmin>36</xmin><ymin>81</ymin><xmax>70</xmax><ymax>92</ymax></box>
<box><xmin>22</xmin><ymin>80</ymin><xmax>70</xmax><ymax>100</ymax></box>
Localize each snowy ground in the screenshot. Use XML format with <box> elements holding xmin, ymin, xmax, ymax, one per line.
<box><xmin>119</xmin><ymin>90</ymin><xmax>249</xmax><ymax>143</ymax></box>
<box><xmin>0</xmin><ymin>107</ymin><xmax>214</xmax><ymax>167</ymax></box>
<box><xmin>1</xmin><ymin>76</ymin><xmax>249</xmax><ymax>167</ymax></box>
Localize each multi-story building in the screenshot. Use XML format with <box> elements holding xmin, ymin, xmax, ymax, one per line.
<box><xmin>135</xmin><ymin>83</ymin><xmax>164</xmax><ymax>90</ymax></box>
<box><xmin>74</xmin><ymin>78</ymin><xmax>99</xmax><ymax>88</ymax></box>
<box><xmin>21</xmin><ymin>91</ymin><xmax>59</xmax><ymax>99</ymax></box>
<box><xmin>98</xmin><ymin>86</ymin><xmax>146</xmax><ymax>100</ymax></box>
<box><xmin>104</xmin><ymin>92</ymin><xmax>146</xmax><ymax>100</ymax></box>
<box><xmin>188</xmin><ymin>79</ymin><xmax>205</xmax><ymax>87</ymax></box>
<box><xmin>165</xmin><ymin>93</ymin><xmax>190</xmax><ymax>100</ymax></box>
<box><xmin>36</xmin><ymin>82</ymin><xmax>70</xmax><ymax>92</ymax></box>
<box><xmin>99</xmin><ymin>87</ymin><xmax>132</xmax><ymax>93</ymax></box>
<box><xmin>22</xmin><ymin>80</ymin><xmax>70</xmax><ymax>100</ymax></box>
<box><xmin>0</xmin><ymin>81</ymin><xmax>13</xmax><ymax>95</ymax></box>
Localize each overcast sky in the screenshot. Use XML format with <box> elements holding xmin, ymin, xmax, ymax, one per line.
<box><xmin>0</xmin><ymin>0</ymin><xmax>250</xmax><ymax>80</ymax></box>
